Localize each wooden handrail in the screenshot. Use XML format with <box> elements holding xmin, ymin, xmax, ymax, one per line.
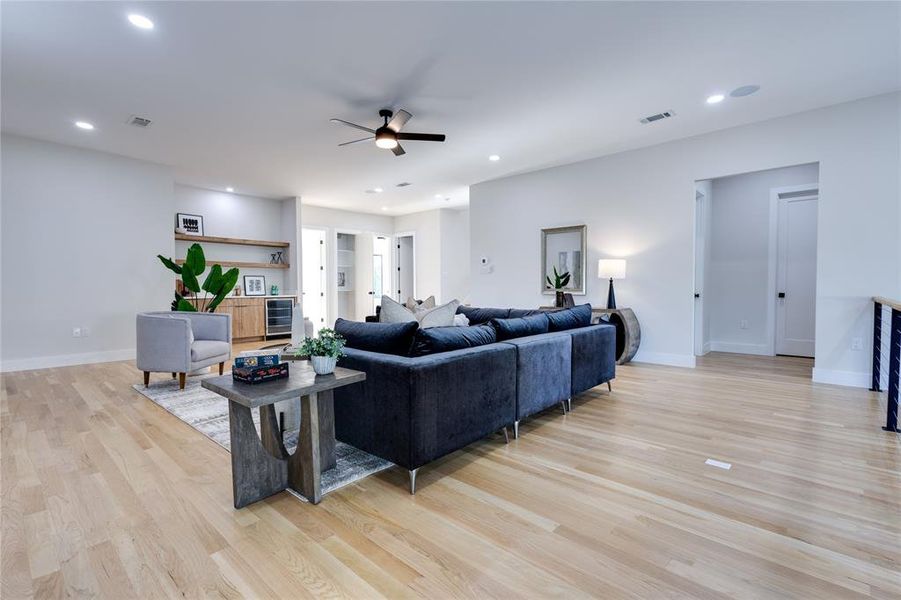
<box><xmin>873</xmin><ymin>296</ymin><xmax>901</xmax><ymax>311</ymax></box>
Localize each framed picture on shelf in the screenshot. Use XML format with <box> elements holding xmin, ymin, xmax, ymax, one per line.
<box><xmin>243</xmin><ymin>275</ymin><xmax>266</xmax><ymax>296</ymax></box>
<box><xmin>175</xmin><ymin>213</ymin><xmax>204</xmax><ymax>236</ymax></box>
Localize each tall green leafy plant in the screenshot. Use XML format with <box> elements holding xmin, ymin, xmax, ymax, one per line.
<box><xmin>546</xmin><ymin>266</ymin><xmax>571</xmax><ymax>290</ymax></box>
<box><xmin>158</xmin><ymin>243</ymin><xmax>239</xmax><ymax>312</ymax></box>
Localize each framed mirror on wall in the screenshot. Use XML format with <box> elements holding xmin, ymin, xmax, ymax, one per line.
<box><xmin>541</xmin><ymin>224</ymin><xmax>587</xmax><ymax>295</ymax></box>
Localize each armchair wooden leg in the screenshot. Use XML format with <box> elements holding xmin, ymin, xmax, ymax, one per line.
<box><xmin>178</xmin><ymin>373</ymin><xmax>186</xmax><ymax>390</ymax></box>
<box><xmin>143</xmin><ymin>371</ymin><xmax>150</xmax><ymax>387</ymax></box>
<box><xmin>219</xmin><ymin>362</ymin><xmax>225</xmax><ymax>375</ymax></box>
<box><xmin>171</xmin><ymin>372</ymin><xmax>176</xmax><ymax>379</ymax></box>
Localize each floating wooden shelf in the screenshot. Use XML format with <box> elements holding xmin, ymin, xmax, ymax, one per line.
<box><xmin>175</xmin><ymin>234</ymin><xmax>290</xmax><ymax>248</ymax></box>
<box><xmin>175</xmin><ymin>259</ymin><xmax>289</xmax><ymax>269</ymax></box>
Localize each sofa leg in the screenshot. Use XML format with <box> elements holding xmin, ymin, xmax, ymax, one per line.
<box><xmin>408</xmin><ymin>468</ymin><xmax>419</xmax><ymax>495</ymax></box>
<box><xmin>178</xmin><ymin>373</ymin><xmax>186</xmax><ymax>390</ymax></box>
<box><xmin>560</xmin><ymin>400</ymin><xmax>567</xmax><ymax>414</ymax></box>
<box><xmin>219</xmin><ymin>362</ymin><xmax>225</xmax><ymax>375</ymax></box>
<box><xmin>171</xmin><ymin>372</ymin><xmax>176</xmax><ymax>379</ymax></box>
<box><xmin>513</xmin><ymin>420</ymin><xmax>520</xmax><ymax>439</ymax></box>
<box><xmin>501</xmin><ymin>426</ymin><xmax>509</xmax><ymax>444</ymax></box>
<box><xmin>607</xmin><ymin>381</ymin><xmax>612</xmax><ymax>392</ymax></box>
<box><xmin>567</xmin><ymin>397</ymin><xmax>572</xmax><ymax>412</ymax></box>
<box><xmin>143</xmin><ymin>371</ymin><xmax>150</xmax><ymax>387</ymax></box>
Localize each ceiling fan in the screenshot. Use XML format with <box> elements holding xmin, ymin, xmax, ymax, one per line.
<box><xmin>330</xmin><ymin>109</ymin><xmax>446</xmax><ymax>156</ymax></box>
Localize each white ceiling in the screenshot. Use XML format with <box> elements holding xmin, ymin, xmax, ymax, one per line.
<box><xmin>2</xmin><ymin>2</ymin><xmax>898</xmax><ymax>215</ymax></box>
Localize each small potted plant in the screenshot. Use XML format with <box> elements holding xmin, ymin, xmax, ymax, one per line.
<box><xmin>546</xmin><ymin>266</ymin><xmax>571</xmax><ymax>307</ymax></box>
<box><xmin>297</xmin><ymin>328</ymin><xmax>346</xmax><ymax>375</ymax></box>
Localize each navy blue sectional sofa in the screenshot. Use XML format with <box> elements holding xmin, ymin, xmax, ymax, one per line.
<box><xmin>333</xmin><ymin>304</ymin><xmax>615</xmax><ymax>493</ymax></box>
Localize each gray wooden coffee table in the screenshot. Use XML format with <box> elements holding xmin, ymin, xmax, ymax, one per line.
<box><xmin>202</xmin><ymin>363</ymin><xmax>365</xmax><ymax>507</ymax></box>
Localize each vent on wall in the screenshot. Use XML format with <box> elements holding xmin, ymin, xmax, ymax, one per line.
<box><xmin>396</xmin><ymin>182</ymin><xmax>412</xmax><ymax>187</ymax></box>
<box><xmin>127</xmin><ymin>115</ymin><xmax>152</xmax><ymax>127</ymax></box>
<box><xmin>639</xmin><ymin>110</ymin><xmax>675</xmax><ymax>124</ymax></box>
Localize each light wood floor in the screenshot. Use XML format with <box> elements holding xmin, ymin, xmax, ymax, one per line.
<box><xmin>2</xmin><ymin>351</ymin><xmax>899</xmax><ymax>599</ymax></box>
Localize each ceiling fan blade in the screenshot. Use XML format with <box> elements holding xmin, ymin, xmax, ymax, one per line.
<box><xmin>330</xmin><ymin>118</ymin><xmax>375</xmax><ymax>134</ymax></box>
<box><xmin>386</xmin><ymin>109</ymin><xmax>412</xmax><ymax>132</ymax></box>
<box><xmin>391</xmin><ymin>144</ymin><xmax>406</xmax><ymax>157</ymax></box>
<box><xmin>396</xmin><ymin>132</ymin><xmax>446</xmax><ymax>142</ymax></box>
<box><xmin>338</xmin><ymin>136</ymin><xmax>374</xmax><ymax>146</ymax></box>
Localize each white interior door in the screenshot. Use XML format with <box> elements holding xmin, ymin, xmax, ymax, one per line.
<box><xmin>693</xmin><ymin>190</ymin><xmax>707</xmax><ymax>356</ymax></box>
<box><xmin>396</xmin><ymin>235</ymin><xmax>415</xmax><ymax>302</ymax></box>
<box><xmin>775</xmin><ymin>195</ymin><xmax>818</xmax><ymax>357</ymax></box>
<box><xmin>354</xmin><ymin>232</ymin><xmax>374</xmax><ymax>321</ymax></box>
<box><xmin>301</xmin><ymin>228</ymin><xmax>327</xmax><ymax>333</ymax></box>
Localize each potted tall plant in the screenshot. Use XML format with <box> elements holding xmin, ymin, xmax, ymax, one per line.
<box><xmin>158</xmin><ymin>243</ymin><xmax>239</xmax><ymax>312</ymax></box>
<box><xmin>546</xmin><ymin>266</ymin><xmax>571</xmax><ymax>307</ymax></box>
<box><xmin>297</xmin><ymin>328</ymin><xmax>346</xmax><ymax>375</ymax></box>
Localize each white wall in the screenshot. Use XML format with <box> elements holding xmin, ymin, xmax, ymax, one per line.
<box><xmin>174</xmin><ymin>185</ymin><xmax>293</xmax><ymax>294</ymax></box>
<box><xmin>470</xmin><ymin>93</ymin><xmax>900</xmax><ymax>384</ymax></box>
<box><xmin>1</xmin><ymin>134</ymin><xmax>174</xmax><ymax>370</ymax></box>
<box><xmin>441</xmin><ymin>208</ymin><xmax>470</xmax><ymax>302</ymax></box>
<box><xmin>707</xmin><ymin>163</ymin><xmax>819</xmax><ymax>355</ymax></box>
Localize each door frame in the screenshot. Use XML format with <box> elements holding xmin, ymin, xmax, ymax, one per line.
<box><xmin>693</xmin><ymin>185</ymin><xmax>709</xmax><ymax>356</ymax></box>
<box><xmin>394</xmin><ymin>231</ymin><xmax>417</xmax><ymax>302</ymax></box>
<box><xmin>767</xmin><ymin>183</ymin><xmax>819</xmax><ymax>355</ymax></box>
<box><xmin>300</xmin><ymin>226</ymin><xmax>329</xmax><ymax>331</ymax></box>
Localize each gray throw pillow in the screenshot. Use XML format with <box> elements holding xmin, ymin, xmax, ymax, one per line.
<box><xmin>417</xmin><ymin>299</ymin><xmax>460</xmax><ymax>328</ymax></box>
<box><xmin>380</xmin><ymin>295</ymin><xmax>417</xmax><ymax>324</ymax></box>
<box><xmin>380</xmin><ymin>295</ymin><xmax>459</xmax><ymax>328</ymax></box>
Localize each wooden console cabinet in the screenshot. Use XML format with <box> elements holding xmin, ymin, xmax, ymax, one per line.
<box><xmin>217</xmin><ymin>296</ymin><xmax>296</xmax><ymax>341</ymax></box>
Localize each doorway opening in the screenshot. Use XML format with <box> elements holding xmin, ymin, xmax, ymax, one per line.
<box><xmin>693</xmin><ymin>163</ymin><xmax>819</xmax><ymax>359</ymax></box>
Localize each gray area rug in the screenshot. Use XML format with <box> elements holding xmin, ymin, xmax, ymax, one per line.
<box><xmin>132</xmin><ymin>376</ymin><xmax>393</xmax><ymax>499</ymax></box>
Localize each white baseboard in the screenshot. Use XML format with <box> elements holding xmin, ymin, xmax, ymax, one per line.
<box><xmin>632</xmin><ymin>351</ymin><xmax>696</xmax><ymax>368</ymax></box>
<box><xmin>708</xmin><ymin>341</ymin><xmax>772</xmax><ymax>356</ymax></box>
<box><xmin>811</xmin><ymin>368</ymin><xmax>870</xmax><ymax>388</ymax></box>
<box><xmin>0</xmin><ymin>349</ymin><xmax>136</xmax><ymax>373</ymax></box>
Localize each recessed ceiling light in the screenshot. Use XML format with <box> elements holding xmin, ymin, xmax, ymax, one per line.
<box><xmin>730</xmin><ymin>84</ymin><xmax>761</xmax><ymax>98</ymax></box>
<box><xmin>226</xmin><ymin>187</ymin><xmax>234</xmax><ymax>193</ymax></box>
<box><xmin>373</xmin><ymin>187</ymin><xmax>383</xmax><ymax>193</ymax></box>
<box><xmin>488</xmin><ymin>154</ymin><xmax>500</xmax><ymax>161</ymax></box>
<box><xmin>381</xmin><ymin>206</ymin><xmax>388</xmax><ymax>211</ymax></box>
<box><xmin>434</xmin><ymin>194</ymin><xmax>442</xmax><ymax>199</ymax></box>
<box><xmin>706</xmin><ymin>94</ymin><xmax>725</xmax><ymax>104</ymax></box>
<box><xmin>75</xmin><ymin>121</ymin><xmax>94</xmax><ymax>130</ymax></box>
<box><xmin>128</xmin><ymin>14</ymin><xmax>154</xmax><ymax>30</ymax></box>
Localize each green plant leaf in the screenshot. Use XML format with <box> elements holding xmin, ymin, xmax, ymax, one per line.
<box><xmin>176</xmin><ymin>297</ymin><xmax>197</xmax><ymax>312</ymax></box>
<box><xmin>207</xmin><ymin>268</ymin><xmax>239</xmax><ymax>312</ymax></box>
<box><xmin>202</xmin><ymin>264</ymin><xmax>223</xmax><ymax>294</ymax></box>
<box><xmin>185</xmin><ymin>243</ymin><xmax>206</xmax><ymax>277</ymax></box>
<box><xmin>181</xmin><ymin>263</ymin><xmax>201</xmax><ymax>293</ymax></box>
<box><xmin>158</xmin><ymin>255</ymin><xmax>182</xmax><ymax>274</ymax></box>
<box><xmin>561</xmin><ymin>273</ymin><xmax>571</xmax><ymax>287</ymax></box>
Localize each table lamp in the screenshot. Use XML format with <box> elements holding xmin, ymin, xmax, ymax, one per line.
<box><xmin>598</xmin><ymin>259</ymin><xmax>626</xmax><ymax>309</ymax></box>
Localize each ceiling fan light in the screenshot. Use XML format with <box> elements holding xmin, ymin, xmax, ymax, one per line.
<box><xmin>375</xmin><ymin>127</ymin><xmax>398</xmax><ymax>149</ymax></box>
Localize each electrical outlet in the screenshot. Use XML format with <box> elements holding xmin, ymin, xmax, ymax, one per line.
<box><xmin>72</xmin><ymin>327</ymin><xmax>82</xmax><ymax>337</ymax></box>
<box><xmin>739</xmin><ymin>320</ymin><xmax>749</xmax><ymax>330</ymax></box>
<box><xmin>81</xmin><ymin>327</ymin><xmax>90</xmax><ymax>337</ymax></box>
<box><xmin>851</xmin><ymin>337</ymin><xmax>863</xmax><ymax>351</ymax></box>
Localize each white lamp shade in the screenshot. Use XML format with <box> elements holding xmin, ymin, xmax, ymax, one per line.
<box><xmin>598</xmin><ymin>259</ymin><xmax>626</xmax><ymax>279</ymax></box>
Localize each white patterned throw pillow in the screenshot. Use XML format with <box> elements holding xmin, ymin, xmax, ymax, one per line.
<box><xmin>380</xmin><ymin>295</ymin><xmax>459</xmax><ymax>328</ymax></box>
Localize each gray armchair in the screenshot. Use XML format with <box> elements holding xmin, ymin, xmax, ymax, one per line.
<box><xmin>136</xmin><ymin>311</ymin><xmax>232</xmax><ymax>389</ymax></box>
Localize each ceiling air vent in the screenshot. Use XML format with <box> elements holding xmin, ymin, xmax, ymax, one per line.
<box><xmin>639</xmin><ymin>110</ymin><xmax>675</xmax><ymax>124</ymax></box>
<box><xmin>127</xmin><ymin>115</ymin><xmax>152</xmax><ymax>128</ymax></box>
<box><xmin>396</xmin><ymin>182</ymin><xmax>412</xmax><ymax>187</ymax></box>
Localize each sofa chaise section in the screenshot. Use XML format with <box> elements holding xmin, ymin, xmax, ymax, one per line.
<box><xmin>334</xmin><ymin>344</ymin><xmax>517</xmax><ymax>493</ymax></box>
<box><xmin>568</xmin><ymin>323</ymin><xmax>616</xmax><ymax>400</ymax></box>
<box><xmin>499</xmin><ymin>332</ymin><xmax>573</xmax><ymax>438</ymax></box>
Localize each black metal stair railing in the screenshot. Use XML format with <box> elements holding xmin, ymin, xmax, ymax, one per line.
<box><xmin>871</xmin><ymin>297</ymin><xmax>900</xmax><ymax>433</ymax></box>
